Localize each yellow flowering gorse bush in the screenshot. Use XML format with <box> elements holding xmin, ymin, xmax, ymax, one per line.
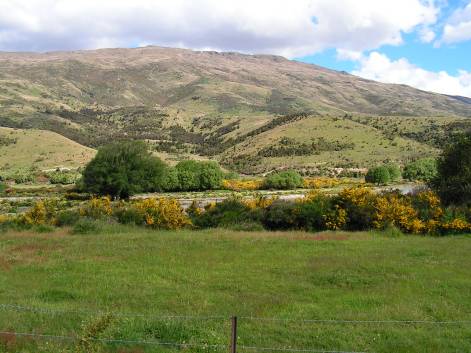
<box><xmin>222</xmin><ymin>179</ymin><xmax>263</xmax><ymax>191</ymax></box>
<box><xmin>80</xmin><ymin>197</ymin><xmax>112</xmax><ymax>219</ymax></box>
<box><xmin>134</xmin><ymin>198</ymin><xmax>191</xmax><ymax>230</ymax></box>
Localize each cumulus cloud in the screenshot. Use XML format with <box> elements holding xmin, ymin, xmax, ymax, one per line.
<box><xmin>352</xmin><ymin>51</ymin><xmax>471</xmax><ymax>97</ymax></box>
<box><xmin>0</xmin><ymin>0</ymin><xmax>438</xmax><ymax>57</ymax></box>
<box><xmin>441</xmin><ymin>1</ymin><xmax>471</xmax><ymax>44</ymax></box>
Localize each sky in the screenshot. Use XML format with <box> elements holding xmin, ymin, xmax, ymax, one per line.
<box><xmin>0</xmin><ymin>0</ymin><xmax>470</xmax><ymax>97</ymax></box>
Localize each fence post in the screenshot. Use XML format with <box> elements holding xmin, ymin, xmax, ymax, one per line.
<box><xmin>230</xmin><ymin>316</ymin><xmax>237</xmax><ymax>353</ymax></box>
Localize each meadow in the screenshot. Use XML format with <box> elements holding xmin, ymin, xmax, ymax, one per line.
<box><xmin>1</xmin><ymin>226</ymin><xmax>471</xmax><ymax>353</ymax></box>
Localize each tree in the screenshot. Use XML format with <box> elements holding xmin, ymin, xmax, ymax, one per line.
<box><xmin>403</xmin><ymin>158</ymin><xmax>437</xmax><ymax>182</ymax></box>
<box><xmin>385</xmin><ymin>163</ymin><xmax>401</xmax><ymax>182</ymax></box>
<box><xmin>365</xmin><ymin>166</ymin><xmax>390</xmax><ymax>185</ymax></box>
<box><xmin>174</xmin><ymin>160</ymin><xmax>224</xmax><ymax>191</ymax></box>
<box><xmin>263</xmin><ymin>170</ymin><xmax>303</xmax><ymax>190</ymax></box>
<box><xmin>175</xmin><ymin>160</ymin><xmax>202</xmax><ymax>191</ymax></box>
<box><xmin>431</xmin><ymin>133</ymin><xmax>471</xmax><ymax>205</ymax></box>
<box><xmin>81</xmin><ymin>140</ymin><xmax>167</xmax><ymax>199</ymax></box>
<box><xmin>199</xmin><ymin>161</ymin><xmax>224</xmax><ymax>190</ymax></box>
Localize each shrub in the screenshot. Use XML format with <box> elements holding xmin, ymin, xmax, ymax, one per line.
<box><xmin>71</xmin><ymin>219</ymin><xmax>103</xmax><ymax>235</ymax></box>
<box><xmin>175</xmin><ymin>160</ymin><xmax>202</xmax><ymax>191</ymax></box>
<box><xmin>373</xmin><ymin>191</ymin><xmax>423</xmax><ymax>233</ymax></box>
<box><xmin>46</xmin><ymin>170</ymin><xmax>81</xmax><ymax>184</ymax></box>
<box><xmin>296</xmin><ymin>194</ymin><xmax>332</xmax><ymax>231</ymax></box>
<box><xmin>199</xmin><ymin>161</ymin><xmax>224</xmax><ymax>190</ymax></box>
<box><xmin>222</xmin><ymin>179</ymin><xmax>262</xmax><ymax>191</ymax></box>
<box><xmin>80</xmin><ymin>197</ymin><xmax>112</xmax><ymax>219</ymax></box>
<box><xmin>113</xmin><ymin>206</ymin><xmax>144</xmax><ymax>225</ymax></box>
<box><xmin>33</xmin><ymin>224</ymin><xmax>55</xmax><ymax>233</ymax></box>
<box><xmin>0</xmin><ymin>182</ymin><xmax>6</xmax><ymax>194</ymax></box>
<box><xmin>262</xmin><ymin>201</ymin><xmax>298</xmax><ymax>230</ymax></box>
<box><xmin>365</xmin><ymin>166</ymin><xmax>390</xmax><ymax>185</ymax></box>
<box><xmin>21</xmin><ymin>200</ymin><xmax>57</xmax><ymax>226</ymax></box>
<box><xmin>161</xmin><ymin>167</ymin><xmax>180</xmax><ymax>191</ymax></box>
<box><xmin>263</xmin><ymin>170</ymin><xmax>303</xmax><ymax>190</ymax></box>
<box><xmin>403</xmin><ymin>158</ymin><xmax>437</xmax><ymax>182</ymax></box>
<box><xmin>385</xmin><ymin>163</ymin><xmax>401</xmax><ymax>182</ymax></box>
<box><xmin>81</xmin><ymin>140</ymin><xmax>167</xmax><ymax>199</ymax></box>
<box><xmin>173</xmin><ymin>160</ymin><xmax>224</xmax><ymax>191</ymax></box>
<box><xmin>303</xmin><ymin>177</ymin><xmax>341</xmax><ymax>189</ymax></box>
<box><xmin>0</xmin><ymin>169</ymin><xmax>36</xmax><ymax>184</ymax></box>
<box><xmin>134</xmin><ymin>198</ymin><xmax>191</xmax><ymax>229</ymax></box>
<box><xmin>192</xmin><ymin>198</ymin><xmax>260</xmax><ymax>228</ymax></box>
<box><xmin>431</xmin><ymin>132</ymin><xmax>471</xmax><ymax>206</ymax></box>
<box><xmin>336</xmin><ymin>187</ymin><xmax>376</xmax><ymax>230</ymax></box>
<box><xmin>55</xmin><ymin>210</ymin><xmax>81</xmax><ymax>227</ymax></box>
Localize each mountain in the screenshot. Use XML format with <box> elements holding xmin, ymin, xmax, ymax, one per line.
<box><xmin>0</xmin><ymin>46</ymin><xmax>470</xmax><ymax>174</ymax></box>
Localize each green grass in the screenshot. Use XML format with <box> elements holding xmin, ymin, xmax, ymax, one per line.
<box><xmin>0</xmin><ymin>226</ymin><xmax>471</xmax><ymax>352</ymax></box>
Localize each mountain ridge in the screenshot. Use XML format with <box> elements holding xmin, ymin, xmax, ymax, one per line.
<box><xmin>0</xmin><ymin>45</ymin><xmax>470</xmax><ymax>173</ymax></box>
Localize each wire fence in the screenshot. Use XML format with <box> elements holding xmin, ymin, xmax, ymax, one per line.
<box><xmin>1</xmin><ymin>302</ymin><xmax>471</xmax><ymax>353</ymax></box>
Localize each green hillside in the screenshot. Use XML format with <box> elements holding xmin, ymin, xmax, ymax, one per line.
<box><xmin>0</xmin><ymin>127</ymin><xmax>95</xmax><ymax>172</ymax></box>
<box><xmin>0</xmin><ymin>46</ymin><xmax>470</xmax><ymax>173</ymax></box>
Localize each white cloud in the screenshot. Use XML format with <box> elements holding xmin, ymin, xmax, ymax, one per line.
<box><xmin>440</xmin><ymin>1</ymin><xmax>471</xmax><ymax>44</ymax></box>
<box><xmin>0</xmin><ymin>0</ymin><xmax>438</xmax><ymax>57</ymax></box>
<box><xmin>352</xmin><ymin>51</ymin><xmax>471</xmax><ymax>97</ymax></box>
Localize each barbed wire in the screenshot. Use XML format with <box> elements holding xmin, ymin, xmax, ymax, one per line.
<box><xmin>239</xmin><ymin>345</ymin><xmax>368</xmax><ymax>353</ymax></box>
<box><xmin>0</xmin><ymin>331</ymin><xmax>225</xmax><ymax>349</ymax></box>
<box><xmin>239</xmin><ymin>316</ymin><xmax>471</xmax><ymax>325</ymax></box>
<box><xmin>0</xmin><ymin>331</ymin><xmax>368</xmax><ymax>353</ymax></box>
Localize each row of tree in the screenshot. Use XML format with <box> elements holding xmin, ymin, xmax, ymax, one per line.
<box><xmin>81</xmin><ymin>141</ymin><xmax>224</xmax><ymax>199</ymax></box>
<box><xmin>365</xmin><ymin>132</ymin><xmax>471</xmax><ymax>206</ymax></box>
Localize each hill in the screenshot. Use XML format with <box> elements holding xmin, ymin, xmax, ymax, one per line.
<box><xmin>0</xmin><ymin>46</ymin><xmax>470</xmax><ymax>173</ymax></box>
<box><xmin>0</xmin><ymin>127</ymin><xmax>95</xmax><ymax>172</ymax></box>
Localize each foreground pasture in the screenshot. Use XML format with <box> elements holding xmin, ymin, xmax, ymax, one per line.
<box><xmin>0</xmin><ymin>226</ymin><xmax>471</xmax><ymax>352</ymax></box>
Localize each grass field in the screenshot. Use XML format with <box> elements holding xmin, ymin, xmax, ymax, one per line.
<box><xmin>1</xmin><ymin>226</ymin><xmax>471</xmax><ymax>352</ymax></box>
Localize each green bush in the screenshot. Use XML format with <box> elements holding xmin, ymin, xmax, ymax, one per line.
<box><xmin>403</xmin><ymin>158</ymin><xmax>437</xmax><ymax>182</ymax></box>
<box><xmin>365</xmin><ymin>166</ymin><xmax>390</xmax><ymax>185</ymax></box>
<box><xmin>199</xmin><ymin>162</ymin><xmax>224</xmax><ymax>190</ymax></box>
<box><xmin>114</xmin><ymin>207</ymin><xmax>144</xmax><ymax>225</ymax></box>
<box><xmin>81</xmin><ymin>140</ymin><xmax>167</xmax><ymax>199</ymax></box>
<box><xmin>71</xmin><ymin>219</ymin><xmax>103</xmax><ymax>235</ymax></box>
<box><xmin>191</xmin><ymin>199</ymin><xmax>262</xmax><ymax>228</ymax></box>
<box><xmin>296</xmin><ymin>196</ymin><xmax>332</xmax><ymax>231</ymax></box>
<box><xmin>262</xmin><ymin>201</ymin><xmax>298</xmax><ymax>230</ymax></box>
<box><xmin>33</xmin><ymin>224</ymin><xmax>55</xmax><ymax>233</ymax></box>
<box><xmin>263</xmin><ymin>170</ymin><xmax>303</xmax><ymax>190</ymax></box>
<box><xmin>171</xmin><ymin>160</ymin><xmax>224</xmax><ymax>191</ymax></box>
<box><xmin>46</xmin><ymin>170</ymin><xmax>81</xmax><ymax>184</ymax></box>
<box><xmin>161</xmin><ymin>167</ymin><xmax>180</xmax><ymax>191</ymax></box>
<box><xmin>0</xmin><ymin>182</ymin><xmax>6</xmax><ymax>194</ymax></box>
<box><xmin>431</xmin><ymin>132</ymin><xmax>471</xmax><ymax>206</ymax></box>
<box><xmin>55</xmin><ymin>210</ymin><xmax>81</xmax><ymax>227</ymax></box>
<box><xmin>0</xmin><ymin>169</ymin><xmax>36</xmax><ymax>184</ymax></box>
<box><xmin>385</xmin><ymin>163</ymin><xmax>402</xmax><ymax>182</ymax></box>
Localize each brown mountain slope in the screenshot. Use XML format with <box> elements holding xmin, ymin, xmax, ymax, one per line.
<box><xmin>0</xmin><ymin>46</ymin><xmax>470</xmax><ymax>173</ymax></box>
<box><xmin>0</xmin><ymin>45</ymin><xmax>470</xmax><ymax>117</ymax></box>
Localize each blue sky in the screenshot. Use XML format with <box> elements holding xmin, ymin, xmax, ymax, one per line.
<box><xmin>1</xmin><ymin>0</ymin><xmax>470</xmax><ymax>97</ymax></box>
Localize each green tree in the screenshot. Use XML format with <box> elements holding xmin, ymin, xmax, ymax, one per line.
<box><xmin>199</xmin><ymin>161</ymin><xmax>224</xmax><ymax>190</ymax></box>
<box><xmin>385</xmin><ymin>163</ymin><xmax>401</xmax><ymax>182</ymax></box>
<box><xmin>81</xmin><ymin>140</ymin><xmax>167</xmax><ymax>199</ymax></box>
<box><xmin>431</xmin><ymin>133</ymin><xmax>471</xmax><ymax>205</ymax></box>
<box><xmin>403</xmin><ymin>158</ymin><xmax>437</xmax><ymax>182</ymax></box>
<box><xmin>263</xmin><ymin>170</ymin><xmax>303</xmax><ymax>190</ymax></box>
<box><xmin>365</xmin><ymin>166</ymin><xmax>390</xmax><ymax>185</ymax></box>
<box><xmin>174</xmin><ymin>160</ymin><xmax>224</xmax><ymax>191</ymax></box>
<box><xmin>175</xmin><ymin>160</ymin><xmax>202</xmax><ymax>191</ymax></box>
